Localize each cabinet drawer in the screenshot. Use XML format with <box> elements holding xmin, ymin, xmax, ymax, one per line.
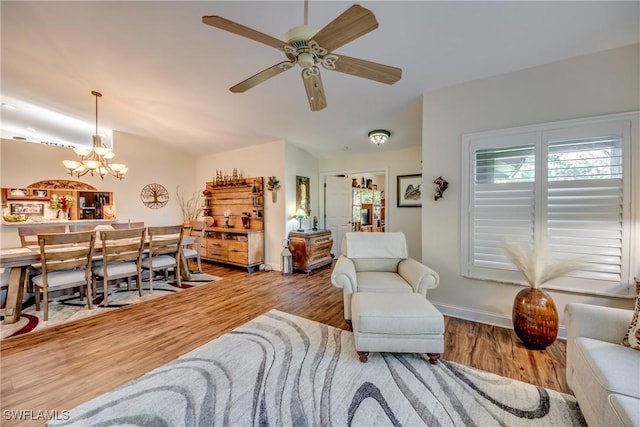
<box><xmin>228</xmin><ymin>241</ymin><xmax>248</xmax><ymax>264</ymax></box>
<box><xmin>206</xmin><ymin>240</ymin><xmax>227</xmax><ymax>258</ymax></box>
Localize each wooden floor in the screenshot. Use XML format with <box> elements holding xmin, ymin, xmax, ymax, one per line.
<box><xmin>0</xmin><ymin>261</ymin><xmax>571</xmax><ymax>426</ymax></box>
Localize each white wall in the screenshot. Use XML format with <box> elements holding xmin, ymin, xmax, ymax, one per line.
<box><xmin>195</xmin><ymin>140</ymin><xmax>287</xmax><ymax>270</ymax></box>
<box><xmin>319</xmin><ymin>146</ymin><xmax>423</xmax><ymax>259</ymax></box>
<box><xmin>422</xmin><ymin>44</ymin><xmax>640</xmax><ymax>332</ymax></box>
<box><xmin>285</xmin><ymin>143</ymin><xmax>320</xmax><ymax>235</ymax></box>
<box><xmin>0</xmin><ymin>132</ymin><xmax>196</xmax><ymax>247</ymax></box>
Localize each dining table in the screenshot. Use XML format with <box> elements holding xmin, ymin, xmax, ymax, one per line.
<box><xmin>1</xmin><ymin>238</ymin><xmax>193</xmax><ymax>325</ymax></box>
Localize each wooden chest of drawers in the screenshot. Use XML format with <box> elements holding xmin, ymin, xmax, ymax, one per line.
<box><xmin>288</xmin><ymin>230</ymin><xmax>333</xmax><ymax>273</ymax></box>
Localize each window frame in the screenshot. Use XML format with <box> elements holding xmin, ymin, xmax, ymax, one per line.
<box><xmin>461</xmin><ymin>112</ymin><xmax>638</xmax><ymax>297</ymax></box>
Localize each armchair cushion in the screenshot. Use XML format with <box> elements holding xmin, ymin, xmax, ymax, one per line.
<box><xmin>344</xmin><ymin>232</ymin><xmax>407</xmax><ymax>258</ymax></box>
<box><xmin>356</xmin><ymin>272</ymin><xmax>414</xmax><ymax>293</ymax></box>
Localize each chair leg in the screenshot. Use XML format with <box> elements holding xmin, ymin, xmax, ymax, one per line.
<box><xmin>43</xmin><ymin>287</ymin><xmax>49</xmax><ymax>322</ymax></box>
<box><xmin>196</xmin><ymin>256</ymin><xmax>202</xmax><ymax>274</ymax></box>
<box><xmin>103</xmin><ymin>279</ymin><xmax>109</xmax><ymax>306</ymax></box>
<box><xmin>35</xmin><ymin>287</ymin><xmax>41</xmax><ymax>311</ymax></box>
<box><xmin>86</xmin><ymin>282</ymin><xmax>93</xmax><ymax>310</ymax></box>
<box><xmin>175</xmin><ymin>263</ymin><xmax>181</xmax><ymax>287</ymax></box>
<box><xmin>136</xmin><ymin>271</ymin><xmax>142</xmax><ymax>297</ymax></box>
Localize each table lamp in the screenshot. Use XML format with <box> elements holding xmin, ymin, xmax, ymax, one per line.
<box><xmin>295</xmin><ymin>209</ymin><xmax>307</xmax><ymax>232</ymax></box>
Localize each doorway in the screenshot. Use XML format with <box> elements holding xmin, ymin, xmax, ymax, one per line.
<box><xmin>322</xmin><ymin>169</ymin><xmax>387</xmax><ymax>257</ymax></box>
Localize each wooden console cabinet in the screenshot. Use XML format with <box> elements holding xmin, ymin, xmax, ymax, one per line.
<box><xmin>200</xmin><ymin>228</ymin><xmax>264</xmax><ymax>272</ymax></box>
<box><xmin>288</xmin><ymin>230</ymin><xmax>333</xmax><ymax>273</ymax></box>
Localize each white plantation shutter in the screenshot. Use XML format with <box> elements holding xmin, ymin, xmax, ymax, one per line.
<box><xmin>462</xmin><ymin>113</ymin><xmax>636</xmax><ymax>296</ymax></box>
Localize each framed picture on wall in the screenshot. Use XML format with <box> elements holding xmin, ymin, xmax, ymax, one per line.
<box><xmin>397</xmin><ymin>174</ymin><xmax>422</xmax><ymax>207</ymax></box>
<box><xmin>296</xmin><ymin>176</ymin><xmax>310</xmax><ymax>215</ymax></box>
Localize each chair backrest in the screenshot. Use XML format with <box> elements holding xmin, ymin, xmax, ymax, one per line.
<box><xmin>147</xmin><ymin>225</ymin><xmax>184</xmax><ymax>258</ymax></box>
<box><xmin>342</xmin><ymin>232</ymin><xmax>408</xmax><ymax>272</ymax></box>
<box><xmin>188</xmin><ymin>220</ymin><xmax>207</xmax><ymax>241</ymax></box>
<box><xmin>98</xmin><ymin>227</ymin><xmax>146</xmax><ymax>265</ymax></box>
<box><xmin>19</xmin><ymin>226</ymin><xmax>66</xmax><ymax>247</ymax></box>
<box><xmin>37</xmin><ymin>231</ymin><xmax>96</xmax><ymax>275</ymax></box>
<box><xmin>111</xmin><ymin>222</ymin><xmax>145</xmax><ymax>230</ymax></box>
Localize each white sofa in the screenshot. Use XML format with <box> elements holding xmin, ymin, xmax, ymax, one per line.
<box><xmin>565</xmin><ymin>303</ymin><xmax>640</xmax><ymax>427</ymax></box>
<box><xmin>330</xmin><ymin>232</ymin><xmax>439</xmax><ymax>323</ymax></box>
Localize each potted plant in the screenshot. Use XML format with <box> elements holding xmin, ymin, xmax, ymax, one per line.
<box><xmin>50</xmin><ymin>194</ymin><xmax>75</xmax><ymax>220</ymax></box>
<box><xmin>503</xmin><ymin>238</ymin><xmax>584</xmax><ymax>349</ymax></box>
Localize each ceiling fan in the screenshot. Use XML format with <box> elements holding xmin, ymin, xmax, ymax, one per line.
<box><xmin>202</xmin><ymin>2</ymin><xmax>402</xmax><ymax>111</ymax></box>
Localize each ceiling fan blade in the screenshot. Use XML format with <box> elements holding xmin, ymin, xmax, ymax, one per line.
<box><xmin>202</xmin><ymin>16</ymin><xmax>286</xmax><ymax>49</ymax></box>
<box><xmin>311</xmin><ymin>5</ymin><xmax>378</xmax><ymax>52</ymax></box>
<box><xmin>301</xmin><ymin>67</ymin><xmax>327</xmax><ymax>111</ymax></box>
<box><xmin>332</xmin><ymin>54</ymin><xmax>402</xmax><ymax>85</ymax></box>
<box><xmin>230</xmin><ymin>61</ymin><xmax>295</xmax><ymax>93</ymax></box>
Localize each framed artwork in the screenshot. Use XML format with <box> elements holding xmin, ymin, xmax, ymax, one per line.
<box><xmin>10</xmin><ymin>203</ymin><xmax>44</xmax><ymax>215</ymax></box>
<box><xmin>397</xmin><ymin>174</ymin><xmax>422</xmax><ymax>207</ymax></box>
<box><xmin>296</xmin><ymin>176</ymin><xmax>310</xmax><ymax>215</ymax></box>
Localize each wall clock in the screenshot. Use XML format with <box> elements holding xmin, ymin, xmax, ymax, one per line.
<box><xmin>140</xmin><ymin>183</ymin><xmax>169</xmax><ymax>209</ymax></box>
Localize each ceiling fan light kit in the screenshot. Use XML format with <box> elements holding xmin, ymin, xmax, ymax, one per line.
<box><xmin>202</xmin><ymin>3</ymin><xmax>402</xmax><ymax>112</ymax></box>
<box><xmin>368</xmin><ymin>129</ymin><xmax>390</xmax><ymax>145</ymax></box>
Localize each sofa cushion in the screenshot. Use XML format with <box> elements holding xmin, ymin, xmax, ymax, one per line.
<box><xmin>605</xmin><ymin>394</ymin><xmax>640</xmax><ymax>427</ymax></box>
<box><xmin>574</xmin><ymin>337</ymin><xmax>640</xmax><ymax>400</ymax></box>
<box><xmin>356</xmin><ymin>272</ymin><xmax>412</xmax><ymax>293</ymax></box>
<box><xmin>622</xmin><ymin>280</ymin><xmax>640</xmax><ymax>350</ymax></box>
<box><xmin>353</xmin><ymin>258</ymin><xmax>400</xmax><ymax>272</ymax></box>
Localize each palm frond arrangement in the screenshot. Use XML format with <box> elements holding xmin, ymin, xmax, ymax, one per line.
<box><xmin>503</xmin><ymin>237</ymin><xmax>585</xmax><ymax>289</ymax></box>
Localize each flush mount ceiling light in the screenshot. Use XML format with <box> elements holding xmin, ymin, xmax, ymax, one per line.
<box><xmin>368</xmin><ymin>129</ymin><xmax>390</xmax><ymax>146</ymax></box>
<box><xmin>62</xmin><ymin>91</ymin><xmax>127</xmax><ymax>180</ymax></box>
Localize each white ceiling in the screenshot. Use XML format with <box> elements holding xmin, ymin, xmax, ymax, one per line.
<box><xmin>1</xmin><ymin>1</ymin><xmax>638</xmax><ymax>159</ymax></box>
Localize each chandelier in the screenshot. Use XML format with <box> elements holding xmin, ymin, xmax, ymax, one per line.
<box><xmin>368</xmin><ymin>129</ymin><xmax>390</xmax><ymax>145</ymax></box>
<box><xmin>62</xmin><ymin>91</ymin><xmax>128</xmax><ymax>180</ymax></box>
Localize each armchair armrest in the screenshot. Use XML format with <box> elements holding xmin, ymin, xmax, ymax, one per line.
<box><xmin>398</xmin><ymin>258</ymin><xmax>440</xmax><ymax>295</ymax></box>
<box><xmin>565</xmin><ymin>303</ymin><xmax>633</xmax><ymax>345</ymax></box>
<box><xmin>331</xmin><ymin>256</ymin><xmax>357</xmax><ymax>294</ymax></box>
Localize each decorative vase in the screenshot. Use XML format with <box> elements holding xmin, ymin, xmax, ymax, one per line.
<box><xmin>512</xmin><ymin>287</ymin><xmax>558</xmax><ymax>350</ymax></box>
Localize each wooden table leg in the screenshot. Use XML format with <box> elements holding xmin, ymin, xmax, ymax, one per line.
<box><xmin>3</xmin><ymin>267</ymin><xmax>26</xmax><ymax>324</ymax></box>
<box><xmin>179</xmin><ymin>253</ymin><xmax>190</xmax><ymax>281</ymax></box>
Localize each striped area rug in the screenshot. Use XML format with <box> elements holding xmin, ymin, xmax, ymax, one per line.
<box><xmin>49</xmin><ymin>310</ymin><xmax>586</xmax><ymax>426</ymax></box>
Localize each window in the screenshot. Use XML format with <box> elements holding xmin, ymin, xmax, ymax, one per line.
<box><xmin>462</xmin><ymin>112</ymin><xmax>637</xmax><ymax>296</ymax></box>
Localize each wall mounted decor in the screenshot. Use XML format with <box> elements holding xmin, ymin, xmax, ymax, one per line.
<box><xmin>296</xmin><ymin>176</ymin><xmax>310</xmax><ymax>215</ymax></box>
<box><xmin>397</xmin><ymin>174</ymin><xmax>422</xmax><ymax>207</ymax></box>
<box><xmin>433</xmin><ymin>176</ymin><xmax>449</xmax><ymax>201</ymax></box>
<box><xmin>140</xmin><ymin>183</ymin><xmax>169</xmax><ymax>209</ymax></box>
<box><xmin>267</xmin><ymin>176</ymin><xmax>280</xmax><ymax>203</ymax></box>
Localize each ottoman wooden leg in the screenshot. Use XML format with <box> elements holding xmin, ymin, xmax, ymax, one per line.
<box><xmin>427</xmin><ymin>353</ymin><xmax>440</xmax><ymax>365</ymax></box>
<box><xmin>357</xmin><ymin>351</ymin><xmax>369</xmax><ymax>363</ymax></box>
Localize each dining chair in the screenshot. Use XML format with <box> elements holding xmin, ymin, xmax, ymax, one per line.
<box><xmin>18</xmin><ymin>225</ymin><xmax>67</xmax><ymax>247</ymax></box>
<box><xmin>182</xmin><ymin>220</ymin><xmax>206</xmax><ymax>274</ymax></box>
<box><xmin>18</xmin><ymin>225</ymin><xmax>68</xmax><ymax>294</ymax></box>
<box><xmin>141</xmin><ymin>225</ymin><xmax>184</xmax><ymax>291</ymax></box>
<box><xmin>92</xmin><ymin>227</ymin><xmax>146</xmax><ymax>306</ymax></box>
<box><xmin>111</xmin><ymin>222</ymin><xmax>145</xmax><ymax>230</ymax></box>
<box><xmin>32</xmin><ymin>231</ymin><xmax>96</xmax><ymax>321</ymax></box>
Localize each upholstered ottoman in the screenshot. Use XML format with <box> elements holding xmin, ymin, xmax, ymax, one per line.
<box><xmin>351</xmin><ymin>292</ymin><xmax>445</xmax><ymax>364</ymax></box>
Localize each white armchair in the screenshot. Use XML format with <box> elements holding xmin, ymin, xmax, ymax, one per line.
<box><xmin>330</xmin><ymin>232</ymin><xmax>439</xmax><ymax>323</ymax></box>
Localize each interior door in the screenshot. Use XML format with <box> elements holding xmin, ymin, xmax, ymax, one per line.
<box><xmin>324</xmin><ymin>176</ymin><xmax>352</xmax><ymax>257</ymax></box>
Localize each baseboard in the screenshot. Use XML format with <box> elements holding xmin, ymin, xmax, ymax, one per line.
<box><xmin>432</xmin><ymin>302</ymin><xmax>567</xmax><ymax>340</ymax></box>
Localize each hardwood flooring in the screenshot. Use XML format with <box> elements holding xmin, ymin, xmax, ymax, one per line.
<box><xmin>0</xmin><ymin>261</ymin><xmax>570</xmax><ymax>426</ymax></box>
